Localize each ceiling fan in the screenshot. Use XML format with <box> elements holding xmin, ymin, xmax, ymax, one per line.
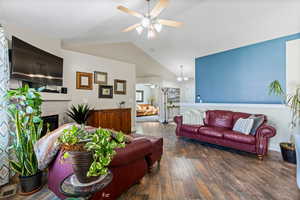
<box><xmin>117</xmin><ymin>0</ymin><xmax>183</xmax><ymax>39</ymax></box>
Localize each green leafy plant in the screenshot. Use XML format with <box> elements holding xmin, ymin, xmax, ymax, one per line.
<box><xmin>6</xmin><ymin>85</ymin><xmax>44</xmax><ymax>176</ymax></box>
<box><xmin>58</xmin><ymin>125</ymin><xmax>126</xmax><ymax>177</ymax></box>
<box><xmin>269</xmin><ymin>80</ymin><xmax>300</xmax><ymax>147</ymax></box>
<box><xmin>66</xmin><ymin>104</ymin><xmax>92</xmax><ymax>125</ymax></box>
<box><xmin>269</xmin><ymin>80</ymin><xmax>300</xmax><ymax>128</ymax></box>
<box><xmin>269</xmin><ymin>80</ymin><xmax>285</xmax><ymax>97</ymax></box>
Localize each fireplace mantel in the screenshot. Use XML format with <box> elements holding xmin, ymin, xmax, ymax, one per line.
<box><xmin>41</xmin><ymin>92</ymin><xmax>72</xmax><ymax>102</ymax></box>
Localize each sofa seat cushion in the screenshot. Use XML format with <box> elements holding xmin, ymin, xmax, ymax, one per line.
<box><xmin>181</xmin><ymin>124</ymin><xmax>202</xmax><ymax>134</ymax></box>
<box><xmin>198</xmin><ymin>126</ymin><xmax>226</xmax><ymax>138</ymax></box>
<box><xmin>223</xmin><ymin>130</ymin><xmax>255</xmax><ymax>144</ymax></box>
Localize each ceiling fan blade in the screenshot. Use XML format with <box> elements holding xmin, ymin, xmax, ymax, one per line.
<box><xmin>158</xmin><ymin>19</ymin><xmax>183</xmax><ymax>27</ymax></box>
<box><xmin>122</xmin><ymin>23</ymin><xmax>141</xmax><ymax>32</ymax></box>
<box><xmin>150</xmin><ymin>0</ymin><xmax>169</xmax><ymax>18</ymax></box>
<box><xmin>117</xmin><ymin>6</ymin><xmax>143</xmax><ymax>18</ymax></box>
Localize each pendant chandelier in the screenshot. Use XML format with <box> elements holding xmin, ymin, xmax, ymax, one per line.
<box><xmin>177</xmin><ymin>65</ymin><xmax>189</xmax><ymax>82</ymax></box>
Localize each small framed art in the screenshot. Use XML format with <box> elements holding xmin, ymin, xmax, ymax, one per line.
<box><xmin>94</xmin><ymin>71</ymin><xmax>108</xmax><ymax>85</ymax></box>
<box><xmin>76</xmin><ymin>72</ymin><xmax>93</xmax><ymax>90</ymax></box>
<box><xmin>114</xmin><ymin>79</ymin><xmax>126</xmax><ymax>95</ymax></box>
<box><xmin>99</xmin><ymin>85</ymin><xmax>113</xmax><ymax>98</ymax></box>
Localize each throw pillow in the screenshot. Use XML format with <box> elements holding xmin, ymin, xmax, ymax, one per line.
<box><xmin>233</xmin><ymin>118</ymin><xmax>254</xmax><ymax>135</ymax></box>
<box><xmin>248</xmin><ymin>115</ymin><xmax>264</xmax><ymax>135</ymax></box>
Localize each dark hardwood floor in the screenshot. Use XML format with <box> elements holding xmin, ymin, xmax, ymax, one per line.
<box><xmin>12</xmin><ymin>122</ymin><xmax>299</xmax><ymax>200</ymax></box>
<box><xmin>120</xmin><ymin>122</ymin><xmax>300</xmax><ymax>200</ymax></box>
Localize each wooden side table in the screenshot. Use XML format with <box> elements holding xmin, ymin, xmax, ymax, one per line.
<box><xmin>59</xmin><ymin>171</ymin><xmax>113</xmax><ymax>199</ymax></box>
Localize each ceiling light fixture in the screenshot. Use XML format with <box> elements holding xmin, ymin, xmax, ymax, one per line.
<box><xmin>136</xmin><ymin>26</ymin><xmax>144</xmax><ymax>35</ymax></box>
<box><xmin>177</xmin><ymin>65</ymin><xmax>189</xmax><ymax>82</ymax></box>
<box><xmin>118</xmin><ymin>0</ymin><xmax>183</xmax><ymax>40</ymax></box>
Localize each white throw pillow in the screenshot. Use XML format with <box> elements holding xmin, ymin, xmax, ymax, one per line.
<box><xmin>233</xmin><ymin>118</ymin><xmax>254</xmax><ymax>135</ymax></box>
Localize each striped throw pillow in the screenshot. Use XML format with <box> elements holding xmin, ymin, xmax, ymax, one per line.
<box><xmin>233</xmin><ymin>118</ymin><xmax>254</xmax><ymax>135</ymax></box>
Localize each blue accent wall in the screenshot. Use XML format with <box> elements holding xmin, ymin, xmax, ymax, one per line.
<box><xmin>195</xmin><ymin>33</ymin><xmax>300</xmax><ymax>104</ymax></box>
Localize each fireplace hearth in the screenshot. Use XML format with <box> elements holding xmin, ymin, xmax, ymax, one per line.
<box><xmin>41</xmin><ymin>115</ymin><xmax>59</xmax><ymax>136</ymax></box>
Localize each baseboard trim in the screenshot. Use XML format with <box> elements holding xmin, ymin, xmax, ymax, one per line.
<box><xmin>269</xmin><ymin>145</ymin><xmax>280</xmax><ymax>152</ymax></box>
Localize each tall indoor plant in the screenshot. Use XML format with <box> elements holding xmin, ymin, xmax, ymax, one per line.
<box><xmin>6</xmin><ymin>85</ymin><xmax>44</xmax><ymax>194</ymax></box>
<box><xmin>268</xmin><ymin>80</ymin><xmax>300</xmax><ymax>164</ymax></box>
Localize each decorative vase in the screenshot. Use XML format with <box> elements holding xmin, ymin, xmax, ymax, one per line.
<box><xmin>19</xmin><ymin>171</ymin><xmax>43</xmax><ymax>195</ymax></box>
<box><xmin>69</xmin><ymin>151</ymin><xmax>99</xmax><ymax>183</ymax></box>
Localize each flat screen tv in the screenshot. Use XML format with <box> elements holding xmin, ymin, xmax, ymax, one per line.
<box><xmin>10</xmin><ymin>36</ymin><xmax>63</xmax><ymax>86</ymax></box>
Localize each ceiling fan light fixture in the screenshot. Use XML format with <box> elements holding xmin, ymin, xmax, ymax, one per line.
<box><xmin>154</xmin><ymin>23</ymin><xmax>162</xmax><ymax>32</ymax></box>
<box><xmin>147</xmin><ymin>28</ymin><xmax>156</xmax><ymax>39</ymax></box>
<box><xmin>136</xmin><ymin>26</ymin><xmax>144</xmax><ymax>35</ymax></box>
<box><xmin>141</xmin><ymin>17</ymin><xmax>151</xmax><ymax>28</ymax></box>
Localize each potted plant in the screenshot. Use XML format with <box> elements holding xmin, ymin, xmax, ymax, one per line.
<box><xmin>66</xmin><ymin>104</ymin><xmax>92</xmax><ymax>125</ymax></box>
<box><xmin>58</xmin><ymin>125</ymin><xmax>126</xmax><ymax>183</ymax></box>
<box><xmin>6</xmin><ymin>85</ymin><xmax>44</xmax><ymax>194</ymax></box>
<box><xmin>118</xmin><ymin>101</ymin><xmax>126</xmax><ymax>108</ymax></box>
<box><xmin>268</xmin><ymin>80</ymin><xmax>300</xmax><ymax>164</ymax></box>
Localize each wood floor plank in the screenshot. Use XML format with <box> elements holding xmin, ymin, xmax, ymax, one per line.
<box><xmin>12</xmin><ymin>122</ymin><xmax>300</xmax><ymax>200</ymax></box>
<box><xmin>120</xmin><ymin>122</ymin><xmax>300</xmax><ymax>200</ymax></box>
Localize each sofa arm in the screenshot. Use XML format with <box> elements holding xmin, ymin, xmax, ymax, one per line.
<box><xmin>256</xmin><ymin>124</ymin><xmax>276</xmax><ymax>138</ymax></box>
<box><xmin>110</xmin><ymin>138</ymin><xmax>152</xmax><ymax>167</ymax></box>
<box><xmin>255</xmin><ymin>124</ymin><xmax>276</xmax><ymax>156</ymax></box>
<box><xmin>174</xmin><ymin>115</ymin><xmax>183</xmax><ymax>125</ymax></box>
<box><xmin>174</xmin><ymin>116</ymin><xmax>183</xmax><ymax>136</ymax></box>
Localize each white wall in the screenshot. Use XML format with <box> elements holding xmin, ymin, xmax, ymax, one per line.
<box><xmin>4</xmin><ymin>23</ymin><xmax>61</xmax><ymax>56</ymax></box>
<box><xmin>5</xmin><ymin>24</ymin><xmax>137</xmax><ymax>130</ymax></box>
<box><xmin>62</xmin><ymin>50</ymin><xmax>136</xmax><ymax>128</ymax></box>
<box><xmin>286</xmin><ymin>38</ymin><xmax>300</xmax><ymax>96</ymax></box>
<box><xmin>180</xmin><ymin>79</ymin><xmax>195</xmax><ymax>103</ymax></box>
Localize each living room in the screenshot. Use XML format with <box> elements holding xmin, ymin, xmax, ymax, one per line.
<box><xmin>1</xmin><ymin>0</ymin><xmax>300</xmax><ymax>200</ymax></box>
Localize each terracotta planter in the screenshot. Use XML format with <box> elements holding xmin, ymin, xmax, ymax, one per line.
<box><xmin>19</xmin><ymin>171</ymin><xmax>43</xmax><ymax>195</ymax></box>
<box><xmin>69</xmin><ymin>151</ymin><xmax>99</xmax><ymax>183</ymax></box>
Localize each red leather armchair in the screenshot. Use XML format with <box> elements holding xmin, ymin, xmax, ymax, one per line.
<box><xmin>174</xmin><ymin>110</ymin><xmax>276</xmax><ymax>160</ymax></box>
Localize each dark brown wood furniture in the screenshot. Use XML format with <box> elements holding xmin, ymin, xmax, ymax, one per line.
<box><xmin>87</xmin><ymin>108</ymin><xmax>131</xmax><ymax>134</ymax></box>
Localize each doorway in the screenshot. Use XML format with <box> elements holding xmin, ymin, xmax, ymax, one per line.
<box><xmin>135</xmin><ymin>83</ymin><xmax>160</xmax><ymax>122</ymax></box>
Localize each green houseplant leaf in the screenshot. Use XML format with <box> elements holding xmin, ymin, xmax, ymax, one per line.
<box><xmin>66</xmin><ymin>104</ymin><xmax>93</xmax><ymax>125</ymax></box>
<box><xmin>59</xmin><ymin>125</ymin><xmax>126</xmax><ymax>178</ymax></box>
<box><xmin>6</xmin><ymin>85</ymin><xmax>43</xmax><ymax>176</ymax></box>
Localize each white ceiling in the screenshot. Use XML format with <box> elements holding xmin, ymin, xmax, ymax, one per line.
<box><xmin>1</xmin><ymin>0</ymin><xmax>300</xmax><ymax>78</ymax></box>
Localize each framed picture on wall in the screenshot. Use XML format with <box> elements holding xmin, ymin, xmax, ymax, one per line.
<box><xmin>136</xmin><ymin>90</ymin><xmax>144</xmax><ymax>102</ymax></box>
<box><xmin>94</xmin><ymin>71</ymin><xmax>108</xmax><ymax>85</ymax></box>
<box><xmin>114</xmin><ymin>79</ymin><xmax>126</xmax><ymax>95</ymax></box>
<box><xmin>99</xmin><ymin>85</ymin><xmax>113</xmax><ymax>98</ymax></box>
<box><xmin>76</xmin><ymin>72</ymin><xmax>93</xmax><ymax>90</ymax></box>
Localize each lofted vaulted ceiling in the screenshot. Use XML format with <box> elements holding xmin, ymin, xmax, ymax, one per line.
<box><xmin>1</xmin><ymin>0</ymin><xmax>300</xmax><ymax>78</ymax></box>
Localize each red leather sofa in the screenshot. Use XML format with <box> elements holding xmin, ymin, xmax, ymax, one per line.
<box><xmin>48</xmin><ymin>134</ymin><xmax>163</xmax><ymax>200</ymax></box>
<box><xmin>174</xmin><ymin>110</ymin><xmax>276</xmax><ymax>160</ymax></box>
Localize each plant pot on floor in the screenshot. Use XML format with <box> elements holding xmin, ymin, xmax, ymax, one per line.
<box><xmin>19</xmin><ymin>171</ymin><xmax>43</xmax><ymax>195</ymax></box>
<box><xmin>69</xmin><ymin>151</ymin><xmax>99</xmax><ymax>183</ymax></box>
<box><xmin>280</xmin><ymin>142</ymin><xmax>297</xmax><ymax>164</ymax></box>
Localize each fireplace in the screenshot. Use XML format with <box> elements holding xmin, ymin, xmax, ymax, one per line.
<box><xmin>41</xmin><ymin>115</ymin><xmax>59</xmax><ymax>136</ymax></box>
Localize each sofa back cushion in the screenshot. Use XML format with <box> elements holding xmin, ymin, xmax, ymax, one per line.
<box><xmin>205</xmin><ymin>110</ymin><xmax>234</xmax><ymax>129</ymax></box>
